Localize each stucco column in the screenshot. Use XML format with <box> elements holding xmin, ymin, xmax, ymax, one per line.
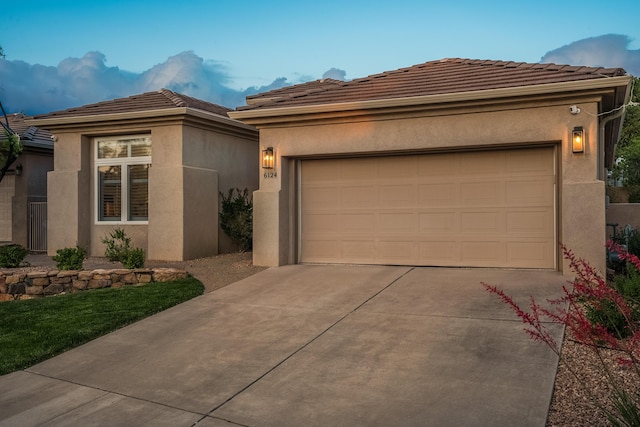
<box><xmin>47</xmin><ymin>171</ymin><xmax>85</xmax><ymax>254</ymax></box>
<box><xmin>47</xmin><ymin>133</ymin><xmax>91</xmax><ymax>255</ymax></box>
<box><xmin>561</xmin><ymin>182</ymin><xmax>606</xmax><ymax>274</ymax></box>
<box><xmin>252</xmin><ymin>189</ymin><xmax>282</xmax><ymax>266</ymax></box>
<box><xmin>147</xmin><ymin>165</ymin><xmax>219</xmax><ymax>261</ymax></box>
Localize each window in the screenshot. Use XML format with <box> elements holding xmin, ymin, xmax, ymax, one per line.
<box><xmin>95</xmin><ymin>135</ymin><xmax>151</xmax><ymax>222</ymax></box>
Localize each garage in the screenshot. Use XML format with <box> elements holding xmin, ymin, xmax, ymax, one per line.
<box><xmin>300</xmin><ymin>147</ymin><xmax>556</xmax><ymax>268</ymax></box>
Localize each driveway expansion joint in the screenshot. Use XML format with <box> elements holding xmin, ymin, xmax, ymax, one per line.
<box><xmin>203</xmin><ymin>267</ymin><xmax>415</xmax><ymax>418</ymax></box>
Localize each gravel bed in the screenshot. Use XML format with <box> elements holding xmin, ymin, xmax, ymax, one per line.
<box><xmin>547</xmin><ymin>330</ymin><xmax>639</xmax><ymax>426</ymax></box>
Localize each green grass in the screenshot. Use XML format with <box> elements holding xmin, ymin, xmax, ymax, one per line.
<box><xmin>0</xmin><ymin>277</ymin><xmax>204</xmax><ymax>376</ymax></box>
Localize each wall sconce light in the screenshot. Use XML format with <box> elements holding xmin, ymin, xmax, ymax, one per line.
<box><xmin>572</xmin><ymin>127</ymin><xmax>585</xmax><ymax>153</ymax></box>
<box><xmin>262</xmin><ymin>147</ymin><xmax>274</xmax><ymax>169</ymax></box>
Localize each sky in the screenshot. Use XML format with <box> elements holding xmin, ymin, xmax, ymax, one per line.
<box><xmin>1</xmin><ymin>0</ymin><xmax>640</xmax><ymax>115</ymax></box>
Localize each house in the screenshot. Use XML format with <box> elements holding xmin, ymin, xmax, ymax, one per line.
<box><xmin>229</xmin><ymin>58</ymin><xmax>632</xmax><ymax>273</ymax></box>
<box><xmin>29</xmin><ymin>89</ymin><xmax>259</xmax><ymax>261</ymax></box>
<box><xmin>0</xmin><ymin>113</ymin><xmax>53</xmax><ymax>251</ymax></box>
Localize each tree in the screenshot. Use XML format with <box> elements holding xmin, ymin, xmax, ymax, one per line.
<box><xmin>619</xmin><ymin>77</ymin><xmax>640</xmax><ymax>150</ymax></box>
<box><xmin>0</xmin><ymin>45</ymin><xmax>22</xmax><ymax>183</ymax></box>
<box><xmin>0</xmin><ymin>102</ymin><xmax>23</xmax><ymax>183</ymax></box>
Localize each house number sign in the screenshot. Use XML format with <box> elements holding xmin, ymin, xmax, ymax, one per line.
<box><xmin>264</xmin><ymin>171</ymin><xmax>277</xmax><ymax>179</ymax></box>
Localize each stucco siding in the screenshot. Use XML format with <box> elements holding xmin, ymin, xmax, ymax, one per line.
<box><xmin>252</xmin><ymin>98</ymin><xmax>605</xmax><ymax>272</ymax></box>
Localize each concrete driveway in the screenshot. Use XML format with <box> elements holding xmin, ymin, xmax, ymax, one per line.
<box><xmin>0</xmin><ymin>265</ymin><xmax>566</xmax><ymax>426</ymax></box>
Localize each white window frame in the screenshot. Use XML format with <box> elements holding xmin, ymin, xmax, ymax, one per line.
<box><xmin>94</xmin><ymin>135</ymin><xmax>151</xmax><ymax>224</ymax></box>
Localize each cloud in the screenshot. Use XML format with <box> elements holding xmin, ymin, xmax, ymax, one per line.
<box><xmin>322</xmin><ymin>68</ymin><xmax>347</xmax><ymax>80</ymax></box>
<box><xmin>0</xmin><ymin>51</ymin><xmax>295</xmax><ymax>115</ymax></box>
<box><xmin>541</xmin><ymin>34</ymin><xmax>640</xmax><ymax>75</ymax></box>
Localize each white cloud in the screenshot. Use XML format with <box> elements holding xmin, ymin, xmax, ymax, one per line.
<box><xmin>541</xmin><ymin>34</ymin><xmax>640</xmax><ymax>75</ymax></box>
<box><xmin>0</xmin><ymin>51</ymin><xmax>294</xmax><ymax>115</ymax></box>
<box><xmin>322</xmin><ymin>68</ymin><xmax>347</xmax><ymax>80</ymax></box>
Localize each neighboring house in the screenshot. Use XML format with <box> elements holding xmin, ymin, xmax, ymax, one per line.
<box><xmin>230</xmin><ymin>58</ymin><xmax>632</xmax><ymax>273</ymax></box>
<box><xmin>0</xmin><ymin>113</ymin><xmax>53</xmax><ymax>251</ymax></box>
<box><xmin>29</xmin><ymin>89</ymin><xmax>258</xmax><ymax>261</ymax></box>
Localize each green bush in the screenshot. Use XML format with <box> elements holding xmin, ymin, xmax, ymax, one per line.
<box><xmin>101</xmin><ymin>228</ymin><xmax>132</xmax><ymax>262</ymax></box>
<box><xmin>585</xmin><ymin>299</ymin><xmax>632</xmax><ymax>339</ymax></box>
<box><xmin>613</xmin><ymin>264</ymin><xmax>640</xmax><ymax>301</ymax></box>
<box><xmin>52</xmin><ymin>246</ymin><xmax>87</xmax><ymax>271</ymax></box>
<box><xmin>100</xmin><ymin>228</ymin><xmax>145</xmax><ymax>268</ymax></box>
<box><xmin>0</xmin><ymin>244</ymin><xmax>28</xmax><ymax>268</ymax></box>
<box><xmin>121</xmin><ymin>247</ymin><xmax>145</xmax><ymax>269</ymax></box>
<box><xmin>219</xmin><ymin>188</ymin><xmax>253</xmax><ymax>252</ymax></box>
<box><xmin>588</xmin><ymin>262</ymin><xmax>640</xmax><ymax>339</ymax></box>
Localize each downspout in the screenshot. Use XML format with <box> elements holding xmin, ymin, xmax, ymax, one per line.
<box><xmin>598</xmin><ymin>105</ymin><xmax>627</xmax><ymax>181</ymax></box>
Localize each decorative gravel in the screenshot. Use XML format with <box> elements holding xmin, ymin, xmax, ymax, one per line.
<box><xmin>547</xmin><ymin>331</ymin><xmax>639</xmax><ymax>426</ymax></box>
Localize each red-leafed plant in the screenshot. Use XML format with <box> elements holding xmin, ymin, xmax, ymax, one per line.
<box><xmin>484</xmin><ymin>243</ymin><xmax>640</xmax><ymax>426</ymax></box>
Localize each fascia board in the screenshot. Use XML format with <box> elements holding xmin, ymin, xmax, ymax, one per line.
<box><xmin>229</xmin><ymin>76</ymin><xmax>632</xmax><ymax>120</ymax></box>
<box><xmin>28</xmin><ymin>107</ymin><xmax>256</xmax><ymax>133</ymax></box>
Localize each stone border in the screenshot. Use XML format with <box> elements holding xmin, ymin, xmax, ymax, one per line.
<box><xmin>0</xmin><ymin>268</ymin><xmax>189</xmax><ymax>301</ymax></box>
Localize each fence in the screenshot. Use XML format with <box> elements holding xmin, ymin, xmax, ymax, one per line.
<box><xmin>28</xmin><ymin>202</ymin><xmax>47</xmax><ymax>252</ymax></box>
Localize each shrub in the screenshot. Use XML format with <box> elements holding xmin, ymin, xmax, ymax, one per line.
<box><xmin>101</xmin><ymin>228</ymin><xmax>132</xmax><ymax>262</ymax></box>
<box><xmin>485</xmin><ymin>242</ymin><xmax>640</xmax><ymax>425</ymax></box>
<box><xmin>121</xmin><ymin>247</ymin><xmax>145</xmax><ymax>269</ymax></box>
<box><xmin>52</xmin><ymin>246</ymin><xmax>87</xmax><ymax>270</ymax></box>
<box><xmin>100</xmin><ymin>228</ymin><xmax>145</xmax><ymax>268</ymax></box>
<box><xmin>219</xmin><ymin>188</ymin><xmax>253</xmax><ymax>252</ymax></box>
<box><xmin>0</xmin><ymin>244</ymin><xmax>28</xmax><ymax>268</ymax></box>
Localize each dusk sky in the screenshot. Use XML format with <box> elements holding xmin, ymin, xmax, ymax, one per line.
<box><xmin>1</xmin><ymin>0</ymin><xmax>639</xmax><ymax>114</ymax></box>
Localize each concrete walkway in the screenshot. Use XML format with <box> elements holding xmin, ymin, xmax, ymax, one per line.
<box><xmin>0</xmin><ymin>265</ymin><xmax>567</xmax><ymax>426</ymax></box>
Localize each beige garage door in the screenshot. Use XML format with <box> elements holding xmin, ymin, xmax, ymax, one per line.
<box><xmin>300</xmin><ymin>147</ymin><xmax>556</xmax><ymax>268</ymax></box>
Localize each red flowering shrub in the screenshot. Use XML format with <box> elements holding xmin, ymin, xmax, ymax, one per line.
<box><xmin>484</xmin><ymin>243</ymin><xmax>640</xmax><ymax>426</ymax></box>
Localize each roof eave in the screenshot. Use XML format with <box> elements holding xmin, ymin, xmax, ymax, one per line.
<box><xmin>229</xmin><ymin>76</ymin><xmax>632</xmax><ymax>121</ymax></box>
<box><xmin>28</xmin><ymin>107</ymin><xmax>256</xmax><ymax>133</ymax></box>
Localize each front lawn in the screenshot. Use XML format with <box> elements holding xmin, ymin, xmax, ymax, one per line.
<box><xmin>0</xmin><ymin>277</ymin><xmax>204</xmax><ymax>376</ymax></box>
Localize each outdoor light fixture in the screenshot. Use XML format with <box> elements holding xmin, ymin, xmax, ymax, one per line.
<box><xmin>262</xmin><ymin>147</ymin><xmax>274</xmax><ymax>169</ymax></box>
<box><xmin>572</xmin><ymin>127</ymin><xmax>585</xmax><ymax>153</ymax></box>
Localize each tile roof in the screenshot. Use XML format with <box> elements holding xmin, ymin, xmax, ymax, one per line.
<box><xmin>1</xmin><ymin>113</ymin><xmax>53</xmax><ymax>149</ymax></box>
<box><xmin>237</xmin><ymin>58</ymin><xmax>628</xmax><ymax>110</ymax></box>
<box><xmin>245</xmin><ymin>78</ymin><xmax>344</xmax><ymax>106</ymax></box>
<box><xmin>33</xmin><ymin>89</ymin><xmax>232</xmax><ymax>120</ymax></box>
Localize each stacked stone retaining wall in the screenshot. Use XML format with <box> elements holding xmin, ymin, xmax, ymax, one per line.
<box><xmin>0</xmin><ymin>268</ymin><xmax>189</xmax><ymax>301</ymax></box>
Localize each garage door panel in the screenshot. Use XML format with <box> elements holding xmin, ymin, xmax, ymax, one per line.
<box><xmin>460</xmin><ymin>211</ymin><xmax>504</xmax><ymax>233</ymax></box>
<box><xmin>340</xmin><ymin>159</ymin><xmax>376</xmax><ymax>179</ymax></box>
<box><xmin>459</xmin><ymin>181</ymin><xmax>504</xmax><ymax>206</ymax></box>
<box><xmin>506</xmin><ymin>150</ymin><xmax>554</xmax><ymax>174</ymax></box>
<box><xmin>507</xmin><ymin>241</ymin><xmax>553</xmax><ymax>268</ymax></box>
<box><xmin>301</xmin><ymin>147</ymin><xmax>556</xmax><ymax>268</ymax></box>
<box><xmin>379</xmin><ymin>241</ymin><xmax>415</xmax><ymax>262</ymax></box>
<box><xmin>341</xmin><ymin>185</ymin><xmax>377</xmax><ymax>207</ymax></box>
<box><xmin>418</xmin><ymin>154</ymin><xmax>459</xmax><ymax>176</ymax></box>
<box><xmin>506</xmin><ymin>209</ymin><xmax>553</xmax><ymax>235</ymax></box>
<box><xmin>419</xmin><ymin>212</ymin><xmax>457</xmax><ymax>233</ymax></box>
<box><xmin>303</xmin><ymin>239</ymin><xmax>341</xmax><ymax>262</ymax></box>
<box><xmin>380</xmin><ymin>185</ymin><xmax>415</xmax><ymax>205</ymax></box>
<box><xmin>305</xmin><ymin>213</ymin><xmax>340</xmax><ymax>233</ymax></box>
<box><xmin>419</xmin><ymin>183</ymin><xmax>457</xmax><ymax>205</ymax></box>
<box><xmin>381</xmin><ymin>156</ymin><xmax>418</xmax><ymax>177</ymax></box>
<box><xmin>506</xmin><ymin>177</ymin><xmax>554</xmax><ymax>206</ymax></box>
<box><xmin>342</xmin><ymin>240</ymin><xmax>376</xmax><ymax>260</ymax></box>
<box><xmin>342</xmin><ymin>213</ymin><xmax>376</xmax><ymax>232</ymax></box>
<box><xmin>461</xmin><ymin>241</ymin><xmax>505</xmax><ymax>264</ymax></box>
<box><xmin>379</xmin><ymin>212</ymin><xmax>418</xmax><ymax>232</ymax></box>
<box><xmin>303</xmin><ymin>186</ymin><xmax>339</xmax><ymax>209</ymax></box>
<box><xmin>461</xmin><ymin>152</ymin><xmax>505</xmax><ymax>175</ymax></box>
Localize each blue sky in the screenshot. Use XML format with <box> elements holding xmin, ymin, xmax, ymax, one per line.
<box><xmin>1</xmin><ymin>0</ymin><xmax>639</xmax><ymax>114</ymax></box>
